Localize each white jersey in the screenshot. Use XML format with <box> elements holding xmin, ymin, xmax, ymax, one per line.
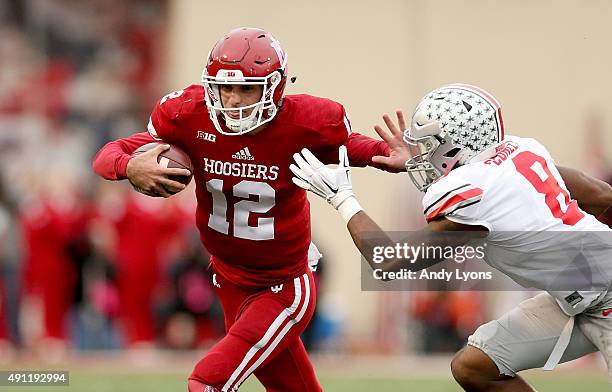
<box><xmin>422</xmin><ymin>135</ymin><xmax>611</xmax><ymax>315</ymax></box>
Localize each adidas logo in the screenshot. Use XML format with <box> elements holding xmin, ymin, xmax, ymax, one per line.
<box><xmin>232</xmin><ymin>147</ymin><xmax>255</xmax><ymax>161</ymax></box>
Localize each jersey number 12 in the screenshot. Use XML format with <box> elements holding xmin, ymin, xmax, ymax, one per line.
<box><xmin>206</xmin><ymin>179</ymin><xmax>275</xmax><ymax>240</ymax></box>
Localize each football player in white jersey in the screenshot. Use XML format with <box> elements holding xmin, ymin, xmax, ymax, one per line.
<box><xmin>290</xmin><ymin>84</ymin><xmax>612</xmax><ymax>391</ymax></box>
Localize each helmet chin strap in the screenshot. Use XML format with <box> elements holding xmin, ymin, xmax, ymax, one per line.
<box><xmin>220</xmin><ymin>99</ymin><xmax>265</xmax><ymax>133</ymax></box>
<box><xmin>223</xmin><ymin>111</ymin><xmax>258</xmax><ymax>132</ymax></box>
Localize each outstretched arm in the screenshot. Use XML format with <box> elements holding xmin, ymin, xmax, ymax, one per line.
<box><xmin>346</xmin><ymin>210</ymin><xmax>481</xmax><ymax>275</ymax></box>
<box><xmin>558</xmin><ymin>166</ymin><xmax>612</xmax><ymax>217</ymax></box>
<box><xmin>290</xmin><ymin>146</ymin><xmax>483</xmax><ymax>277</ymax></box>
<box><xmin>345</xmin><ymin>110</ymin><xmax>413</xmax><ymax>173</ymax></box>
<box><xmin>344</xmin><ymin>132</ymin><xmax>391</xmax><ymax>170</ymax></box>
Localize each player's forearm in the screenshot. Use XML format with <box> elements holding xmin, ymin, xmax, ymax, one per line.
<box><xmin>92</xmin><ymin>132</ymin><xmax>155</xmax><ymax>180</ymax></box>
<box><xmin>346</xmin><ymin>211</ymin><xmax>445</xmax><ymax>277</ymax></box>
<box><xmin>346</xmin><ymin>132</ymin><xmax>392</xmax><ymax>170</ymax></box>
<box><xmin>93</xmin><ymin>144</ymin><xmax>133</xmax><ymax>180</ymax></box>
<box><xmin>558</xmin><ymin>166</ymin><xmax>612</xmax><ymax>216</ymax></box>
<box><xmin>347</xmin><ymin>211</ymin><xmax>392</xmax><ymax>269</ymax></box>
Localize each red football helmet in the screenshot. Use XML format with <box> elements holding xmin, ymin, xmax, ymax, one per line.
<box><xmin>202</xmin><ymin>27</ymin><xmax>288</xmax><ymax>135</ymax></box>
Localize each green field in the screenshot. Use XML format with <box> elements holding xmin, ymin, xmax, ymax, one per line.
<box><xmin>9</xmin><ymin>373</ymin><xmax>610</xmax><ymax>392</ymax></box>
<box><xmin>6</xmin><ymin>352</ymin><xmax>608</xmax><ymax>391</ymax></box>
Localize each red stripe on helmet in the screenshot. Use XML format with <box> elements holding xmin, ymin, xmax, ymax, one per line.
<box><xmin>497</xmin><ymin>108</ymin><xmax>505</xmax><ymax>140</ymax></box>
<box><xmin>450</xmin><ymin>83</ymin><xmax>501</xmax><ymax>109</ymax></box>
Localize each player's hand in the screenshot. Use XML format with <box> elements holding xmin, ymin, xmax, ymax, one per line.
<box><xmin>291</xmin><ymin>146</ymin><xmax>362</xmax><ymax>222</ymax></box>
<box><xmin>126</xmin><ymin>144</ymin><xmax>190</xmax><ymax>198</ymax></box>
<box><xmin>371</xmin><ymin>110</ymin><xmax>411</xmax><ymax>172</ymax></box>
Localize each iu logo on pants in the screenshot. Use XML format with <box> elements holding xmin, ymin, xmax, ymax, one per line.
<box><xmin>271</xmin><ymin>284</ymin><xmax>283</xmax><ymax>294</ymax></box>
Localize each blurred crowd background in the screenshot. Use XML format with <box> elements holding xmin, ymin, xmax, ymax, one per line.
<box><xmin>0</xmin><ymin>0</ymin><xmax>610</xmax><ymax>365</ymax></box>
<box><xmin>0</xmin><ymin>0</ymin><xmax>223</xmax><ymax>358</ymax></box>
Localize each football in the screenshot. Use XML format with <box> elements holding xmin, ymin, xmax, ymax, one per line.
<box><xmin>133</xmin><ymin>142</ymin><xmax>194</xmax><ymax>187</ymax></box>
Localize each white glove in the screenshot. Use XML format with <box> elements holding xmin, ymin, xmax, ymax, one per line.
<box><xmin>290</xmin><ymin>146</ymin><xmax>362</xmax><ymax>222</ymax></box>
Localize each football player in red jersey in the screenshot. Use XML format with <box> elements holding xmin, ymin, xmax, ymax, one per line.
<box><xmin>93</xmin><ymin>27</ymin><xmax>404</xmax><ymax>392</ymax></box>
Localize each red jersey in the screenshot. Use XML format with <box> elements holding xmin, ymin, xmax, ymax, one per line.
<box><xmin>93</xmin><ymin>84</ymin><xmax>389</xmax><ymax>287</ymax></box>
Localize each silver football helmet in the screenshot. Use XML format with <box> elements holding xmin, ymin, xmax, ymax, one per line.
<box><xmin>404</xmin><ymin>83</ymin><xmax>504</xmax><ymax>191</ymax></box>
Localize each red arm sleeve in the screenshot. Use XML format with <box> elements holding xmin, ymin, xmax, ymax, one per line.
<box><xmin>305</xmin><ymin>99</ymin><xmax>390</xmax><ymax>170</ymax></box>
<box><xmin>92</xmin><ymin>132</ymin><xmax>156</xmax><ymax>180</ymax></box>
<box><xmin>346</xmin><ymin>132</ymin><xmax>391</xmax><ymax>170</ymax></box>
